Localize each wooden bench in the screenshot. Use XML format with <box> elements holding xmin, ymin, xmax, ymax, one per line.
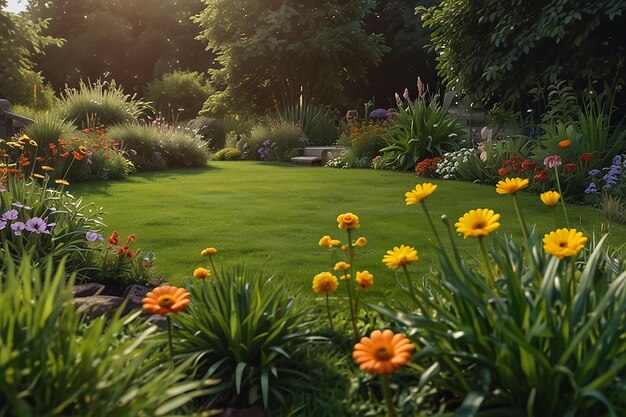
<box><xmin>291</xmin><ymin>146</ymin><xmax>346</xmax><ymax>166</ymax></box>
<box><xmin>0</xmin><ymin>99</ymin><xmax>34</xmax><ymax>140</ymax></box>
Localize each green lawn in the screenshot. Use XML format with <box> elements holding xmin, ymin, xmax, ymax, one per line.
<box><xmin>71</xmin><ymin>161</ymin><xmax>626</xmax><ymax>299</ymax></box>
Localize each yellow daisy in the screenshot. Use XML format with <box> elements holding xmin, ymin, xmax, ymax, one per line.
<box><xmin>455</xmin><ymin>209</ymin><xmax>501</xmax><ymax>238</ymax></box>
<box><xmin>543</xmin><ymin>228</ymin><xmax>587</xmax><ymax>259</ymax></box>
<box><xmin>382</xmin><ymin>245</ymin><xmax>418</xmax><ymax>269</ymax></box>
<box><xmin>496</xmin><ymin>178</ymin><xmax>529</xmax><ymax>195</ymax></box>
<box><xmin>540</xmin><ymin>191</ymin><xmax>560</xmax><ymax>207</ymax></box>
<box><xmin>405</xmin><ymin>183</ymin><xmax>437</xmax><ymax>205</ymax></box>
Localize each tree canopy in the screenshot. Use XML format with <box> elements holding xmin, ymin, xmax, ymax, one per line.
<box><xmin>195</xmin><ymin>0</ymin><xmax>389</xmax><ymax>115</ymax></box>
<box><xmin>419</xmin><ymin>0</ymin><xmax>626</xmax><ymax>111</ymax></box>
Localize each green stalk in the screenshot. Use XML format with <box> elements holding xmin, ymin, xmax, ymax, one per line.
<box><xmin>382</xmin><ymin>375</ymin><xmax>398</xmax><ymax>417</ymax></box>
<box><xmin>478</xmin><ymin>236</ymin><xmax>497</xmax><ymax>292</ymax></box>
<box><xmin>550</xmin><ymin>206</ymin><xmax>558</xmax><ymax>230</ymax></box>
<box><xmin>345</xmin><ymin>228</ymin><xmax>359</xmax><ymax>339</ymax></box>
<box><xmin>420</xmin><ymin>200</ymin><xmax>443</xmax><ymax>247</ymax></box>
<box><xmin>167</xmin><ymin>316</ymin><xmax>174</xmax><ymax>366</ymax></box>
<box><xmin>325</xmin><ymin>294</ymin><xmax>334</xmax><ymax>331</ymax></box>
<box><xmin>401</xmin><ymin>264</ymin><xmax>416</xmax><ymax>301</ymax></box>
<box><xmin>511</xmin><ymin>193</ymin><xmax>529</xmax><ymax>241</ymax></box>
<box><xmin>208</xmin><ymin>255</ymin><xmax>220</xmax><ymax>280</ymax></box>
<box><xmin>553</xmin><ymin>167</ymin><xmax>570</xmax><ymax>228</ymax></box>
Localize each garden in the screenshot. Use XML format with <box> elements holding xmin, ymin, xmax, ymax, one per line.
<box><xmin>1</xmin><ymin>0</ymin><xmax>626</xmax><ymax>416</ymax></box>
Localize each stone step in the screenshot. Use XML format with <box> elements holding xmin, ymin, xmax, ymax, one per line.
<box><xmin>290</xmin><ymin>156</ymin><xmax>321</xmax><ymax>166</ymax></box>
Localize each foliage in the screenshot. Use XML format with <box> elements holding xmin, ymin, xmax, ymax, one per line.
<box><xmin>106</xmin><ymin>123</ymin><xmax>208</xmax><ymax>171</ymax></box>
<box><xmin>145</xmin><ymin>70</ymin><xmax>213</xmax><ymax>122</ymax></box>
<box><xmin>339</xmin><ymin>121</ymin><xmax>390</xmax><ymax>168</ymax></box>
<box><xmin>418</xmin><ymin>0</ymin><xmax>626</xmax><ymax>111</ymax></box>
<box><xmin>183</xmin><ymin>116</ymin><xmax>226</xmax><ymax>149</ymax></box>
<box><xmin>28</xmin><ymin>0</ymin><xmax>213</xmax><ymax>93</ymax></box>
<box><xmin>21</xmin><ymin>111</ymin><xmax>78</xmax><ymax>149</ymax></box>
<box><xmin>59</xmin><ymin>80</ymin><xmax>152</xmax><ymax>129</ymax></box>
<box><xmin>173</xmin><ymin>267</ymin><xmax>318</xmax><ymax>410</ymax></box>
<box><xmin>211</xmin><ymin>147</ymin><xmax>242</xmax><ymax>161</ymax></box>
<box><xmin>0</xmin><ymin>255</ymin><xmax>211</xmax><ymax>417</ymax></box>
<box><xmin>246</xmin><ymin>121</ymin><xmax>304</xmax><ymax>162</ymax></box>
<box><xmin>276</xmin><ymin>101</ymin><xmax>339</xmax><ymax>146</ymax></box>
<box><xmin>531</xmin><ymin>80</ymin><xmax>581</xmax><ymax>124</ymax></box>
<box><xmin>194</xmin><ymin>0</ymin><xmax>388</xmax><ymax>114</ymax></box>
<box><xmin>378</xmin><ymin>231</ymin><xmax>626</xmax><ymax>416</ymax></box>
<box><xmin>0</xmin><ymin>4</ymin><xmax>62</xmax><ymax>107</ymax></box>
<box><xmin>382</xmin><ymin>91</ymin><xmax>465</xmax><ymax>171</ymax></box>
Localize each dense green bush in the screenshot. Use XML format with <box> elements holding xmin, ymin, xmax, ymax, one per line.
<box><xmin>106</xmin><ymin>123</ymin><xmax>208</xmax><ymax>171</ymax></box>
<box><xmin>173</xmin><ymin>267</ymin><xmax>318</xmax><ymax>410</ymax></box>
<box><xmin>337</xmin><ymin>122</ymin><xmax>390</xmax><ymax>168</ymax></box>
<box><xmin>145</xmin><ymin>70</ymin><xmax>212</xmax><ymax>122</ymax></box>
<box><xmin>211</xmin><ymin>147</ymin><xmax>242</xmax><ymax>161</ymax></box>
<box><xmin>0</xmin><ymin>255</ymin><xmax>209</xmax><ymax>417</ymax></box>
<box><xmin>59</xmin><ymin>80</ymin><xmax>151</xmax><ymax>128</ymax></box>
<box><xmin>183</xmin><ymin>116</ymin><xmax>226</xmax><ymax>149</ymax></box>
<box><xmin>246</xmin><ymin>121</ymin><xmax>304</xmax><ymax>161</ymax></box>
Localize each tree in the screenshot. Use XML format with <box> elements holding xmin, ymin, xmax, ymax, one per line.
<box><xmin>27</xmin><ymin>0</ymin><xmax>214</xmax><ymax>94</ymax></box>
<box><xmin>194</xmin><ymin>0</ymin><xmax>388</xmax><ymax>115</ymax></box>
<box><xmin>0</xmin><ymin>0</ymin><xmax>61</xmax><ymax>106</ymax></box>
<box><xmin>418</xmin><ymin>0</ymin><xmax>626</xmax><ymax>112</ymax></box>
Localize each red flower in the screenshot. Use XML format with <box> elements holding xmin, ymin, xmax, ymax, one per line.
<box><xmin>498</xmin><ymin>167</ymin><xmax>510</xmax><ymax>176</ymax></box>
<box><xmin>116</xmin><ymin>247</ymin><xmax>125</xmax><ymax>255</ymax></box>
<box><xmin>127</xmin><ymin>234</ymin><xmax>136</xmax><ymax>243</ymax></box>
<box><xmin>533</xmin><ymin>171</ymin><xmax>549</xmax><ymax>182</ymax></box>
<box><xmin>126</xmin><ymin>250</ymin><xmax>134</xmax><ymax>258</ymax></box>
<box><xmin>108</xmin><ymin>231</ymin><xmax>120</xmax><ymax>246</ymax></box>
<box><xmin>580</xmin><ymin>153</ymin><xmax>594</xmax><ymax>162</ymax></box>
<box><xmin>563</xmin><ymin>163</ymin><xmax>577</xmax><ymax>174</ymax></box>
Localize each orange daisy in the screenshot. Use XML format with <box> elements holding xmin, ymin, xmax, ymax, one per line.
<box><xmin>353</xmin><ymin>329</ymin><xmax>414</xmax><ymax>375</ymax></box>
<box><xmin>142</xmin><ymin>285</ymin><xmax>190</xmax><ymax>315</ymax></box>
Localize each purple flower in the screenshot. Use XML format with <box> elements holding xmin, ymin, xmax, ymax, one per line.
<box><xmin>588</xmin><ymin>169</ymin><xmax>601</xmax><ymax>176</ymax></box>
<box><xmin>544</xmin><ymin>155</ymin><xmax>562</xmax><ymax>169</ymax></box>
<box><xmin>369</xmin><ymin>108</ymin><xmax>389</xmax><ymax>121</ymax></box>
<box><xmin>11</xmin><ymin>222</ymin><xmax>25</xmax><ymax>236</ymax></box>
<box><xmin>584</xmin><ymin>182</ymin><xmax>598</xmax><ymax>194</ymax></box>
<box><xmin>263</xmin><ymin>139</ymin><xmax>272</xmax><ymax>147</ymax></box>
<box><xmin>24</xmin><ymin>217</ymin><xmax>50</xmax><ymax>234</ymax></box>
<box><xmin>86</xmin><ymin>232</ymin><xmax>104</xmax><ymax>242</ymax></box>
<box><xmin>0</xmin><ymin>219</ymin><xmax>6</xmax><ymax>230</ymax></box>
<box><xmin>12</xmin><ymin>202</ymin><xmax>32</xmax><ymax>210</ymax></box>
<box><xmin>2</xmin><ymin>209</ymin><xmax>18</xmax><ymax>221</ymax></box>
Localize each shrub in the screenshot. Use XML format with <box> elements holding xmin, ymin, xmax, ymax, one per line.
<box><xmin>59</xmin><ymin>79</ymin><xmax>151</xmax><ymax>129</ymax></box>
<box><xmin>246</xmin><ymin>121</ymin><xmax>304</xmax><ymax>161</ymax></box>
<box><xmin>339</xmin><ymin>122</ymin><xmax>390</xmax><ymax>168</ymax></box>
<box><xmin>382</xmin><ymin>90</ymin><xmax>466</xmax><ymax>171</ymax></box>
<box><xmin>145</xmin><ymin>70</ymin><xmax>212</xmax><ymax>122</ymax></box>
<box><xmin>212</xmin><ymin>147</ymin><xmax>242</xmax><ymax>161</ymax></box>
<box><xmin>21</xmin><ymin>111</ymin><xmax>78</xmax><ymax>150</ymax></box>
<box><xmin>172</xmin><ymin>267</ymin><xmax>318</xmax><ymax>410</ymax></box>
<box><xmin>183</xmin><ymin>116</ymin><xmax>226</xmax><ymax>149</ymax></box>
<box><xmin>0</xmin><ymin>255</ymin><xmax>209</xmax><ymax>417</ymax></box>
<box><xmin>106</xmin><ymin>123</ymin><xmax>208</xmax><ymax>171</ymax></box>
<box><xmin>277</xmin><ymin>101</ymin><xmax>339</xmax><ymax>146</ymax></box>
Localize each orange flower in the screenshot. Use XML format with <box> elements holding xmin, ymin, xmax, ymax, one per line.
<box><xmin>193</xmin><ymin>267</ymin><xmax>211</xmax><ymax>278</ymax></box>
<box><xmin>333</xmin><ymin>261</ymin><xmax>350</xmax><ymax>271</ymax></box>
<box><xmin>353</xmin><ymin>329</ymin><xmax>414</xmax><ymax>375</ymax></box>
<box><xmin>142</xmin><ymin>286</ymin><xmax>190</xmax><ymax>315</ymax></box>
<box><xmin>201</xmin><ymin>247</ymin><xmax>217</xmax><ymax>256</ymax></box>
<box><xmin>78</xmin><ymin>145</ymin><xmax>88</xmax><ymax>154</ymax></box>
<box><xmin>558</xmin><ymin>139</ymin><xmax>571</xmax><ymax>148</ymax></box>
<box><xmin>337</xmin><ymin>212</ymin><xmax>360</xmax><ymax>230</ymax></box>
<box><xmin>73</xmin><ymin>151</ymin><xmax>84</xmax><ymax>160</ymax></box>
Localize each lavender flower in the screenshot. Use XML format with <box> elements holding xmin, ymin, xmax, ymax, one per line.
<box><xmin>584</xmin><ymin>181</ymin><xmax>599</xmax><ymax>194</ymax></box>
<box><xmin>24</xmin><ymin>217</ymin><xmax>50</xmax><ymax>234</ymax></box>
<box><xmin>0</xmin><ymin>219</ymin><xmax>6</xmax><ymax>230</ymax></box>
<box><xmin>2</xmin><ymin>209</ymin><xmax>18</xmax><ymax>221</ymax></box>
<box><xmin>588</xmin><ymin>169</ymin><xmax>601</xmax><ymax>176</ymax></box>
<box><xmin>12</xmin><ymin>202</ymin><xmax>32</xmax><ymax>210</ymax></box>
<box><xmin>86</xmin><ymin>231</ymin><xmax>104</xmax><ymax>242</ymax></box>
<box><xmin>11</xmin><ymin>222</ymin><xmax>25</xmax><ymax>236</ymax></box>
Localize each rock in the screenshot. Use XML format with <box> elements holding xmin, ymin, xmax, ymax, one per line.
<box><xmin>75</xmin><ymin>295</ymin><xmax>124</xmax><ymax>319</ymax></box>
<box><xmin>124</xmin><ymin>284</ymin><xmax>151</xmax><ymax>306</ymax></box>
<box><xmin>146</xmin><ymin>314</ymin><xmax>168</xmax><ymax>330</ymax></box>
<box><xmin>220</xmin><ymin>405</ymin><xmax>266</xmax><ymax>417</ymax></box>
<box><xmin>73</xmin><ymin>283</ymin><xmax>105</xmax><ymax>297</ymax></box>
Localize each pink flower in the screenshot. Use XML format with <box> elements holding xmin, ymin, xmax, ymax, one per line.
<box><xmin>417</xmin><ymin>77</ymin><xmax>425</xmax><ymax>98</ymax></box>
<box><xmin>544</xmin><ymin>155</ymin><xmax>562</xmax><ymax>169</ymax></box>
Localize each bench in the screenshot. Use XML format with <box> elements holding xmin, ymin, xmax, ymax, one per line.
<box><xmin>290</xmin><ymin>146</ymin><xmax>346</xmax><ymax>166</ymax></box>
<box><xmin>0</xmin><ymin>99</ymin><xmax>34</xmax><ymax>140</ymax></box>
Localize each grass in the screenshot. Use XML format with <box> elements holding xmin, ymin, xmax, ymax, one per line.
<box><xmin>71</xmin><ymin>161</ymin><xmax>626</xmax><ymax>300</ymax></box>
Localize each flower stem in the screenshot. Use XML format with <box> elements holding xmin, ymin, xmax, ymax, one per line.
<box><xmin>208</xmin><ymin>255</ymin><xmax>219</xmax><ymax>280</ymax></box>
<box><xmin>551</xmin><ymin>206</ymin><xmax>558</xmax><ymax>230</ymax></box>
<box><xmin>478</xmin><ymin>237</ymin><xmax>496</xmax><ymax>292</ymax></box>
<box><xmin>420</xmin><ymin>200</ymin><xmax>443</xmax><ymax>247</ymax></box>
<box><xmin>401</xmin><ymin>264</ymin><xmax>416</xmax><ymax>301</ymax></box>
<box><xmin>554</xmin><ymin>167</ymin><xmax>570</xmax><ymax>228</ymax></box>
<box><xmin>382</xmin><ymin>375</ymin><xmax>398</xmax><ymax>417</ymax></box>
<box><xmin>345</xmin><ymin>228</ymin><xmax>359</xmax><ymax>339</ymax></box>
<box><xmin>511</xmin><ymin>193</ymin><xmax>529</xmax><ymax>241</ymax></box>
<box><xmin>325</xmin><ymin>294</ymin><xmax>334</xmax><ymax>331</ymax></box>
<box><xmin>167</xmin><ymin>316</ymin><xmax>174</xmax><ymax>367</ymax></box>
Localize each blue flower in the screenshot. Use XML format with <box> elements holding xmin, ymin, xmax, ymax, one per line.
<box><xmin>369</xmin><ymin>108</ymin><xmax>389</xmax><ymax>120</ymax></box>
<box><xmin>584</xmin><ymin>181</ymin><xmax>599</xmax><ymax>194</ymax></box>
<box><xmin>588</xmin><ymin>169</ymin><xmax>601</xmax><ymax>176</ymax></box>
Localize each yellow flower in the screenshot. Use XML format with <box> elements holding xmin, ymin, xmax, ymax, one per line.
<box><xmin>330</xmin><ymin>239</ymin><xmax>341</xmax><ymax>247</ymax></box>
<box><xmin>7</xmin><ymin>141</ymin><xmax>23</xmax><ymax>149</ymax></box>
<box><xmin>455</xmin><ymin>209</ymin><xmax>501</xmax><ymax>238</ymax></box>
<box><xmin>333</xmin><ymin>261</ymin><xmax>350</xmax><ymax>271</ymax></box>
<box><xmin>29</xmin><ymin>140</ymin><xmax>38</xmax><ymax>147</ymax></box>
<box><xmin>540</xmin><ymin>191</ymin><xmax>560</xmax><ymax>207</ymax></box>
<box><xmin>33</xmin><ymin>173</ymin><xmax>45</xmax><ymax>179</ymax></box>
<box><xmin>354</xmin><ymin>237</ymin><xmax>367</xmax><ymax>247</ymax></box>
<box><xmin>543</xmin><ymin>228</ymin><xmax>587</xmax><ymax>259</ymax></box>
<box><xmin>382</xmin><ymin>245</ymin><xmax>418</xmax><ymax>269</ymax></box>
<box><xmin>356</xmin><ymin>271</ymin><xmax>374</xmax><ymax>289</ymax></box>
<box><xmin>337</xmin><ymin>212</ymin><xmax>360</xmax><ymax>230</ymax></box>
<box><xmin>41</xmin><ymin>165</ymin><xmax>54</xmax><ymax>172</ymax></box>
<box><xmin>312</xmin><ymin>272</ymin><xmax>339</xmax><ymax>295</ymax></box>
<box><xmin>319</xmin><ymin>235</ymin><xmax>333</xmax><ymax>247</ymax></box>
<box><xmin>55</xmin><ymin>179</ymin><xmax>70</xmax><ymax>186</ymax></box>
<box><xmin>340</xmin><ymin>273</ymin><xmax>352</xmax><ymax>280</ymax></box>
<box><xmin>18</xmin><ymin>134</ymin><xmax>30</xmax><ymax>143</ymax></box>
<box><xmin>193</xmin><ymin>267</ymin><xmax>211</xmax><ymax>279</ymax></box>
<box><xmin>496</xmin><ymin>178</ymin><xmax>529</xmax><ymax>195</ymax></box>
<box><xmin>353</xmin><ymin>329</ymin><xmax>414</xmax><ymax>375</ymax></box>
<box><xmin>201</xmin><ymin>247</ymin><xmax>217</xmax><ymax>256</ymax></box>
<box><xmin>558</xmin><ymin>139</ymin><xmax>571</xmax><ymax>148</ymax></box>
<box><xmin>405</xmin><ymin>183</ymin><xmax>437</xmax><ymax>205</ymax></box>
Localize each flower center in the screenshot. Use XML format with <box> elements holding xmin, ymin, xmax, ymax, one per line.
<box><xmin>473</xmin><ymin>221</ymin><xmax>486</xmax><ymax>229</ymax></box>
<box><xmin>374</xmin><ymin>346</ymin><xmax>393</xmax><ymax>361</ymax></box>
<box><xmin>157</xmin><ymin>294</ymin><xmax>175</xmax><ymax>308</ymax></box>
<box><xmin>559</xmin><ymin>241</ymin><xmax>567</xmax><ymax>248</ymax></box>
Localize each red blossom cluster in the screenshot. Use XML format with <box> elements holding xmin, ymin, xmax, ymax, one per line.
<box><xmin>498</xmin><ymin>155</ymin><xmax>549</xmax><ymax>183</ymax></box>
<box><xmin>415</xmin><ymin>157</ymin><xmax>442</xmax><ymax>177</ymax></box>
<box><xmin>106</xmin><ymin>231</ymin><xmax>138</xmax><ymax>258</ymax></box>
